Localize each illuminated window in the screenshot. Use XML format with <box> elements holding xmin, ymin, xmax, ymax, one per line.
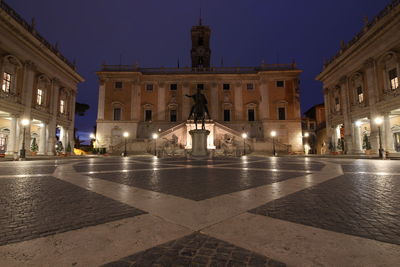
<box><xmin>60</xmin><ymin>100</ymin><xmax>65</xmax><ymax>114</ymax></box>
<box><xmin>389</xmin><ymin>68</ymin><xmax>399</xmax><ymax>90</ymax></box>
<box><xmin>37</xmin><ymin>89</ymin><xmax>43</xmax><ymax>105</ymax></box>
<box><xmin>357</xmin><ymin>86</ymin><xmax>364</xmax><ymax>103</ymax></box>
<box><xmin>113</xmin><ymin>108</ymin><xmax>121</xmax><ymax>120</ymax></box>
<box><xmin>2</xmin><ymin>72</ymin><xmax>12</xmax><ymax>93</ymax></box>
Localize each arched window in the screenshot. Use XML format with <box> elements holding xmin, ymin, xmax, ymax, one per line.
<box><xmin>350</xmin><ymin>73</ymin><xmax>365</xmax><ymax>104</ymax></box>
<box><xmin>378</xmin><ymin>51</ymin><xmax>399</xmax><ymax>93</ymax></box>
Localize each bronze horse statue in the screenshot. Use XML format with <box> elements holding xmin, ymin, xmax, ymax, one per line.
<box><xmin>186</xmin><ymin>88</ymin><xmax>210</xmax><ymax>130</ymax></box>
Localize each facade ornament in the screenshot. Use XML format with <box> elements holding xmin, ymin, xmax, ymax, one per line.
<box><xmin>363</xmin><ymin>57</ymin><xmax>375</xmax><ymax>68</ymax></box>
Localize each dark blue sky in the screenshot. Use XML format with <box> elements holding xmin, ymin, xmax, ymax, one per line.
<box><xmin>6</xmin><ymin>0</ymin><xmax>390</xmax><ymax>137</ymax></box>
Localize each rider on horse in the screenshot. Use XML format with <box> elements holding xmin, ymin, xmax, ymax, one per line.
<box><xmin>185</xmin><ymin>88</ymin><xmax>211</xmax><ymax>129</ymax></box>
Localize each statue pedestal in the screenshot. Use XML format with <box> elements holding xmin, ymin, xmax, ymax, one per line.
<box><xmin>189</xmin><ymin>129</ymin><xmax>210</xmax><ymax>158</ymax></box>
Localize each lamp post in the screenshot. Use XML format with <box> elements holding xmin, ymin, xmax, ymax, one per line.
<box><xmin>374</xmin><ymin>117</ymin><xmax>384</xmax><ymax>159</ymax></box>
<box><xmin>20</xmin><ymin>119</ymin><xmax>30</xmax><ymax>159</ymax></box>
<box><xmin>152</xmin><ymin>133</ymin><xmax>158</xmax><ymax>156</ymax></box>
<box><xmin>241</xmin><ymin>133</ymin><xmax>247</xmax><ymax>155</ymax></box>
<box><xmin>123</xmin><ymin>132</ymin><xmax>129</xmax><ymax>157</ymax></box>
<box><xmin>90</xmin><ymin>133</ymin><xmax>95</xmax><ymax>149</ymax></box>
<box><xmin>271</xmin><ymin>131</ymin><xmax>277</xmax><ymax>156</ymax></box>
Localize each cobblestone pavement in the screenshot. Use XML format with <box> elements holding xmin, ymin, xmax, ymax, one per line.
<box><xmin>250</xmin><ymin>172</ymin><xmax>400</xmax><ymax>245</ymax></box>
<box><xmin>102</xmin><ymin>233</ymin><xmax>285</xmax><ymax>267</ymax></box>
<box><xmin>0</xmin><ymin>175</ymin><xmax>145</xmax><ymax>246</ymax></box>
<box><xmin>88</xmin><ymin>168</ymin><xmax>303</xmax><ymax>201</ymax></box>
<box><xmin>0</xmin><ymin>156</ymin><xmax>400</xmax><ymax>266</ymax></box>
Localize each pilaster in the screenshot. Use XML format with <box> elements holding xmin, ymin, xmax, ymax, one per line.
<box><xmin>157</xmin><ymin>82</ymin><xmax>165</xmax><ymax>121</ymax></box>
<box><xmin>234</xmin><ymin>82</ymin><xmax>243</xmax><ymax>120</ymax></box>
<box><xmin>97</xmin><ymin>80</ymin><xmax>105</xmax><ymax>120</ymax></box>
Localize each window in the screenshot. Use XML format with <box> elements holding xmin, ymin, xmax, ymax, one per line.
<box><xmin>37</xmin><ymin>89</ymin><xmax>43</xmax><ymax>105</ymax></box>
<box><xmin>113</xmin><ymin>108</ymin><xmax>121</xmax><ymax>121</ymax></box>
<box><xmin>170</xmin><ymin>84</ymin><xmax>177</xmax><ymax>91</ymax></box>
<box><xmin>276</xmin><ymin>81</ymin><xmax>285</xmax><ymax>88</ymax></box>
<box><xmin>357</xmin><ymin>86</ymin><xmax>364</xmax><ymax>103</ymax></box>
<box><xmin>246</xmin><ymin>83</ymin><xmax>254</xmax><ymax>90</ymax></box>
<box><xmin>223</xmin><ymin>84</ymin><xmax>230</xmax><ymax>90</ymax></box>
<box><xmin>278</xmin><ymin>107</ymin><xmax>286</xmax><ymax>120</ymax></box>
<box><xmin>146</xmin><ymin>84</ymin><xmax>153</xmax><ymax>91</ymax></box>
<box><xmin>198</xmin><ymin>37</ymin><xmax>204</xmax><ymax>46</ymax></box>
<box><xmin>335</xmin><ymin>97</ymin><xmax>340</xmax><ymax>111</ymax></box>
<box><xmin>60</xmin><ymin>100</ymin><xmax>65</xmax><ymax>114</ymax></box>
<box><xmin>197</xmin><ymin>84</ymin><xmax>204</xmax><ymax>90</ymax></box>
<box><xmin>115</xmin><ymin>81</ymin><xmax>123</xmax><ymax>89</ymax></box>
<box><xmin>310</xmin><ymin>122</ymin><xmax>316</xmax><ymax>130</ymax></box>
<box><xmin>389</xmin><ymin>68</ymin><xmax>399</xmax><ymax>90</ymax></box>
<box><xmin>145</xmin><ymin>110</ymin><xmax>152</xmax><ymax>122</ymax></box>
<box><xmin>223</xmin><ymin>109</ymin><xmax>231</xmax><ymax>122</ymax></box>
<box><xmin>2</xmin><ymin>72</ymin><xmax>12</xmax><ymax>93</ymax></box>
<box><xmin>170</xmin><ymin>110</ymin><xmax>177</xmax><ymax>122</ymax></box>
<box><xmin>248</xmin><ymin>109</ymin><xmax>255</xmax><ymax>121</ymax></box>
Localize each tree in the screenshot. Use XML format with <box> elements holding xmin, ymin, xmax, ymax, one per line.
<box><xmin>75</xmin><ymin>102</ymin><xmax>90</xmax><ymax>116</ymax></box>
<box><xmin>31</xmin><ymin>138</ymin><xmax>38</xmax><ymax>152</ymax></box>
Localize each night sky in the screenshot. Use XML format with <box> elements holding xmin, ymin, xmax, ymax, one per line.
<box><xmin>6</xmin><ymin>0</ymin><xmax>390</xmax><ymax>140</ymax></box>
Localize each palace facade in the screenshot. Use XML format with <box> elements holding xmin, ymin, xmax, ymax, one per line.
<box><xmin>0</xmin><ymin>2</ymin><xmax>84</xmax><ymax>156</ymax></box>
<box><xmin>316</xmin><ymin>0</ymin><xmax>400</xmax><ymax>156</ymax></box>
<box><xmin>95</xmin><ymin>21</ymin><xmax>303</xmax><ymax>154</ymax></box>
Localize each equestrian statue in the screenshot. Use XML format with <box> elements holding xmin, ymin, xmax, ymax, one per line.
<box><xmin>185</xmin><ymin>88</ymin><xmax>211</xmax><ymax>130</ymax></box>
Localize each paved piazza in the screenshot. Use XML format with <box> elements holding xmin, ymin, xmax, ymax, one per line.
<box><xmin>0</xmin><ymin>156</ymin><xmax>399</xmax><ymax>266</ymax></box>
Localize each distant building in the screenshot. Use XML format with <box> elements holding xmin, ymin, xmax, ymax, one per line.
<box><xmin>302</xmin><ymin>104</ymin><xmax>326</xmax><ymax>154</ymax></box>
<box><xmin>0</xmin><ymin>1</ymin><xmax>84</xmax><ymax>156</ymax></box>
<box><xmin>95</xmin><ymin>20</ymin><xmax>303</xmax><ymax>155</ymax></box>
<box><xmin>316</xmin><ymin>1</ymin><xmax>400</xmax><ymax>156</ymax></box>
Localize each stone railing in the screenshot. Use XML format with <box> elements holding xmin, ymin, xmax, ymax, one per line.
<box><xmin>0</xmin><ymin>89</ymin><xmax>21</xmax><ymax>103</ymax></box>
<box><xmin>0</xmin><ymin>0</ymin><xmax>76</xmax><ymax>70</ymax></box>
<box><xmin>324</xmin><ymin>0</ymin><xmax>400</xmax><ymax>68</ymax></box>
<box><xmin>101</xmin><ymin>64</ymin><xmax>298</xmax><ymax>74</ymax></box>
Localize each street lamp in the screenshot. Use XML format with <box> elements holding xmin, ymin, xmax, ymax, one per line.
<box><xmin>271</xmin><ymin>131</ymin><xmax>277</xmax><ymax>156</ymax></box>
<box><xmin>241</xmin><ymin>133</ymin><xmax>247</xmax><ymax>155</ymax></box>
<box><xmin>374</xmin><ymin>117</ymin><xmax>384</xmax><ymax>159</ymax></box>
<box><xmin>152</xmin><ymin>133</ymin><xmax>158</xmax><ymax>156</ymax></box>
<box><xmin>123</xmin><ymin>132</ymin><xmax>129</xmax><ymax>157</ymax></box>
<box><xmin>20</xmin><ymin>119</ymin><xmax>30</xmax><ymax>159</ymax></box>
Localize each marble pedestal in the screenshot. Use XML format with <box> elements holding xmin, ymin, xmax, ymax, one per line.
<box><xmin>189</xmin><ymin>129</ymin><xmax>210</xmax><ymax>158</ymax></box>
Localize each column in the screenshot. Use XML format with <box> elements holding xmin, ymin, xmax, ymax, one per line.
<box><xmin>157</xmin><ymin>83</ymin><xmax>165</xmax><ymax>121</ymax></box>
<box><xmin>339</xmin><ymin>76</ymin><xmax>353</xmax><ymax>153</ymax></box>
<box><xmin>6</xmin><ymin>116</ymin><xmax>18</xmax><ymax>155</ymax></box>
<box><xmin>47</xmin><ymin>123</ymin><xmax>56</xmax><ymax>155</ymax></box>
<box><xmin>210</xmin><ymin>83</ymin><xmax>218</xmax><ymax>120</ymax></box>
<box><xmin>47</xmin><ymin>79</ymin><xmax>60</xmax><ymax>155</ymax></box>
<box><xmin>38</xmin><ymin>123</ymin><xmax>47</xmax><ymax>155</ymax></box>
<box><xmin>384</xmin><ymin>113</ymin><xmax>395</xmax><ymax>152</ymax></box>
<box><xmin>97</xmin><ymin>81</ymin><xmax>105</xmax><ymax>120</ymax></box>
<box><xmin>21</xmin><ymin>62</ymin><xmax>35</xmax><ymax>152</ymax></box>
<box><xmin>182</xmin><ymin>83</ymin><xmax>190</xmax><ymax>120</ymax></box>
<box><xmin>259</xmin><ymin>80</ymin><xmax>270</xmax><ymax>120</ymax></box>
<box><xmin>234</xmin><ymin>82</ymin><xmax>243</xmax><ymax>120</ymax></box>
<box><xmin>352</xmin><ymin>122</ymin><xmax>362</xmax><ymax>153</ymax></box>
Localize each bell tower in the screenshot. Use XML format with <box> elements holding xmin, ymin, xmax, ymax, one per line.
<box><xmin>191</xmin><ymin>18</ymin><xmax>211</xmax><ymax>68</ymax></box>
